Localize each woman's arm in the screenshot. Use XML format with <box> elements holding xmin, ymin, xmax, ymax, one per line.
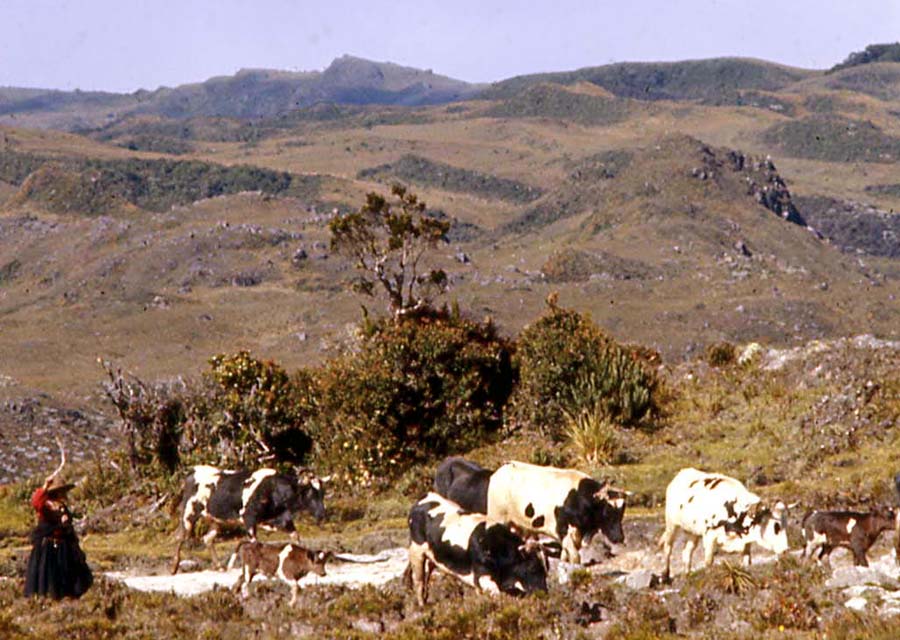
<box><xmin>41</xmin><ymin>437</ymin><xmax>66</xmax><ymax>490</ymax></box>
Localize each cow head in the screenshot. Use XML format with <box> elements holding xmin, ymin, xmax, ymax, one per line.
<box><xmin>293</xmin><ymin>467</ymin><xmax>329</xmax><ymax>522</ymax></box>
<box><xmin>751</xmin><ymin>500</ymin><xmax>790</xmax><ymax>555</ymax></box>
<box><xmin>871</xmin><ymin>505</ymin><xmax>896</xmax><ymax>531</ymax></box>
<box><xmin>578</xmin><ymin>483</ymin><xmax>627</xmax><ymax>546</ymax></box>
<box><xmin>483</xmin><ymin>525</ymin><xmax>548</xmax><ymax>597</ymax></box>
<box><xmin>307</xmin><ymin>549</ymin><xmax>330</xmax><ymax>576</ymax></box>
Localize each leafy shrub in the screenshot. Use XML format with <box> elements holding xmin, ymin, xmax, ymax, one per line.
<box><xmin>310</xmin><ymin>308</ymin><xmax>514</xmax><ymax>487</ymax></box>
<box><xmin>511</xmin><ymin>296</ymin><xmax>663</xmax><ymax>438</ymax></box>
<box><xmin>100</xmin><ymin>353</ymin><xmax>314</xmax><ymax>476</ymax></box>
<box><xmin>184</xmin><ymin>351</ymin><xmax>314</xmax><ymax>467</ymax></box>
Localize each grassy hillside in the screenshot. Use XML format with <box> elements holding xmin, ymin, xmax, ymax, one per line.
<box><xmin>762</xmin><ymin>115</ymin><xmax>900</xmax><ymax>162</ymax></box>
<box><xmin>0</xmin><ymin>147</ymin><xmax>316</xmax><ymax>214</ymax></box>
<box><xmin>358</xmin><ymin>154</ymin><xmax>542</xmax><ymax>203</ymax></box>
<box><xmin>481</xmin><ymin>57</ymin><xmax>815</xmax><ymax>102</ymax></box>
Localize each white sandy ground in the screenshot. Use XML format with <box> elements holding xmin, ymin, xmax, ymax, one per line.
<box><xmin>105</xmin><ymin>547</ymin><xmax>408</xmax><ymax>597</ymax></box>
<box><xmin>106</xmin><ymin>542</ymin><xmax>900</xmax><ymax>618</ymax></box>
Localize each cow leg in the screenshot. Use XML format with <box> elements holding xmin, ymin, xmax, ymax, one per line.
<box><xmin>172</xmin><ymin>536</ymin><xmax>186</xmax><ymax>575</ymax></box>
<box><xmin>660</xmin><ymin>524</ymin><xmax>678</xmax><ymax>582</ymax></box>
<box><xmin>562</xmin><ymin>529</ymin><xmax>583</xmax><ymax>564</ymax></box>
<box><xmin>851</xmin><ymin>545</ymin><xmax>869</xmax><ymax>567</ymax></box>
<box><xmin>742</xmin><ymin>543</ymin><xmax>752</xmax><ymax>567</ymax></box>
<box><xmin>172</xmin><ymin>515</ymin><xmax>198</xmax><ymax>575</ymax></box>
<box><xmin>682</xmin><ymin>535</ymin><xmax>701</xmax><ymax>573</ymax></box>
<box><xmin>408</xmin><ymin>543</ymin><xmax>428</xmax><ymax>606</ymax></box>
<box><xmin>818</xmin><ymin>544</ymin><xmax>833</xmax><ymax>567</ymax></box>
<box><xmin>202</xmin><ymin>527</ymin><xmax>220</xmax><ymax>567</ymax></box>
<box><xmin>700</xmin><ymin>532</ymin><xmax>717</xmax><ymax>571</ymax></box>
<box><xmin>289</xmin><ymin>582</ymin><xmax>299</xmax><ymax>607</ymax></box>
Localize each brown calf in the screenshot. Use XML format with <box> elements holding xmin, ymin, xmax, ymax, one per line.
<box><xmin>802</xmin><ymin>506</ymin><xmax>896</xmax><ymax>567</ymax></box>
<box><xmin>228</xmin><ymin>540</ymin><xmax>329</xmax><ymax>606</ymax></box>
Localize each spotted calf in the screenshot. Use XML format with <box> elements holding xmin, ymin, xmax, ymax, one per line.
<box><xmin>802</xmin><ymin>507</ymin><xmax>895</xmax><ymax>567</ymax></box>
<box><xmin>228</xmin><ymin>540</ymin><xmax>329</xmax><ymax>606</ymax></box>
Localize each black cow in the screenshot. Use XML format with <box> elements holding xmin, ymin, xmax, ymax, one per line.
<box><xmin>172</xmin><ymin>465</ymin><xmax>327</xmax><ymax>574</ymax></box>
<box><xmin>434</xmin><ymin>456</ymin><xmax>492</xmax><ymax>514</ymax></box>
<box><xmin>434</xmin><ymin>457</ymin><xmax>627</xmax><ymax>563</ymax></box>
<box><xmin>407</xmin><ymin>492</ymin><xmax>547</xmax><ymax>606</ymax></box>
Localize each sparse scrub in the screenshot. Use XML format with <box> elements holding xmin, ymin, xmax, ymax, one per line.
<box><xmin>3</xmin><ymin>148</ymin><xmax>311</xmax><ymax>214</ymax></box>
<box><xmin>486</xmin><ymin>83</ymin><xmax>630</xmax><ymax>126</ymax></box>
<box><xmin>705</xmin><ymin>341</ymin><xmax>737</xmax><ymax>367</ymax></box>
<box><xmin>762</xmin><ymin>116</ymin><xmax>900</xmax><ymax>163</ymax></box>
<box><xmin>358</xmin><ymin>155</ymin><xmax>542</xmax><ymax>204</ymax></box>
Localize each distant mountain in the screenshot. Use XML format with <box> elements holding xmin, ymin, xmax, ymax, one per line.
<box><xmin>480</xmin><ymin>57</ymin><xmax>816</xmax><ymax>102</ymax></box>
<box><xmin>0</xmin><ymin>55</ymin><xmax>483</xmax><ymax>130</ymax></box>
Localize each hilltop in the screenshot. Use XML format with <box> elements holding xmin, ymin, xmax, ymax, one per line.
<box><xmin>0</xmin><ymin>55</ymin><xmax>482</xmax><ymax>130</ymax></box>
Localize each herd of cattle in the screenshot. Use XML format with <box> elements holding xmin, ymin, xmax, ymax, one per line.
<box><xmin>169</xmin><ymin>460</ymin><xmax>900</xmax><ymax>606</ymax></box>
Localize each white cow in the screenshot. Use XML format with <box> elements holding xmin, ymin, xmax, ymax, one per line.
<box><xmin>660</xmin><ymin>467</ymin><xmax>789</xmax><ymax>580</ymax></box>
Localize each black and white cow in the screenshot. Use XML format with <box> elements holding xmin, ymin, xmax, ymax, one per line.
<box><xmin>660</xmin><ymin>467</ymin><xmax>789</xmax><ymax>581</ymax></box>
<box><xmin>407</xmin><ymin>492</ymin><xmax>548</xmax><ymax>606</ymax></box>
<box><xmin>172</xmin><ymin>464</ymin><xmax>328</xmax><ymax>574</ymax></box>
<box><xmin>434</xmin><ymin>457</ymin><xmax>627</xmax><ymax>564</ymax></box>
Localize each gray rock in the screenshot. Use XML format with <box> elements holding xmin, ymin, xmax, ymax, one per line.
<box><xmin>616</xmin><ymin>569</ymin><xmax>659</xmax><ymax>590</ymax></box>
<box><xmin>827</xmin><ymin>565</ymin><xmax>900</xmax><ymax>590</ymax></box>
<box><xmin>352</xmin><ymin>619</ymin><xmax>384</xmax><ymax>634</ymax></box>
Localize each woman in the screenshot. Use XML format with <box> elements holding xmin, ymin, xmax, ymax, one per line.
<box><xmin>24</xmin><ymin>441</ymin><xmax>93</xmax><ymax>599</ymax></box>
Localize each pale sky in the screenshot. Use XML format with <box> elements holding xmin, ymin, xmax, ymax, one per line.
<box><xmin>1</xmin><ymin>0</ymin><xmax>899</xmax><ymax>92</ymax></box>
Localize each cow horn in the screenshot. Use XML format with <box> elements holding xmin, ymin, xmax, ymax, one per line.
<box><xmin>320</xmin><ymin>475</ymin><xmax>332</xmax><ymax>483</ymax></box>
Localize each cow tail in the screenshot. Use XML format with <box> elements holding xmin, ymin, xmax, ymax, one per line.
<box><xmin>800</xmin><ymin>508</ymin><xmax>815</xmax><ymax>528</ymax></box>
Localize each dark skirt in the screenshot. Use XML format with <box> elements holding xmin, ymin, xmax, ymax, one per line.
<box><xmin>24</xmin><ymin>526</ymin><xmax>93</xmax><ymax>599</ymax></box>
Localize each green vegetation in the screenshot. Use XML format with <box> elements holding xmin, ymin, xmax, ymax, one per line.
<box><xmin>482</xmin><ymin>58</ymin><xmax>810</xmax><ymax>102</ymax></box>
<box><xmin>762</xmin><ymin>115</ymin><xmax>900</xmax><ymax>162</ymax></box>
<box><xmin>119</xmin><ymin>134</ymin><xmax>194</xmax><ymax>155</ymax></box>
<box><xmin>0</xmin><ymin>148</ymin><xmax>317</xmax><ymax>214</ymax></box>
<box><xmin>358</xmin><ymin>155</ymin><xmax>542</xmax><ymax>204</ymax></box>
<box><xmin>308</xmin><ymin>309</ymin><xmax>515</xmax><ymax>487</ymax></box>
<box><xmin>485</xmin><ymin>83</ymin><xmax>630</xmax><ymax>126</ymax></box>
<box><xmin>831</xmin><ymin>42</ymin><xmax>900</xmax><ymax>72</ymax></box>
<box><xmin>541</xmin><ymin>248</ymin><xmax>653</xmax><ymax>283</ymax></box>
<box><xmin>100</xmin><ymin>353</ymin><xmax>313</xmax><ymax>475</ymax></box>
<box><xmin>511</xmin><ymin>295</ymin><xmax>662</xmax><ymax>440</ymax></box>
